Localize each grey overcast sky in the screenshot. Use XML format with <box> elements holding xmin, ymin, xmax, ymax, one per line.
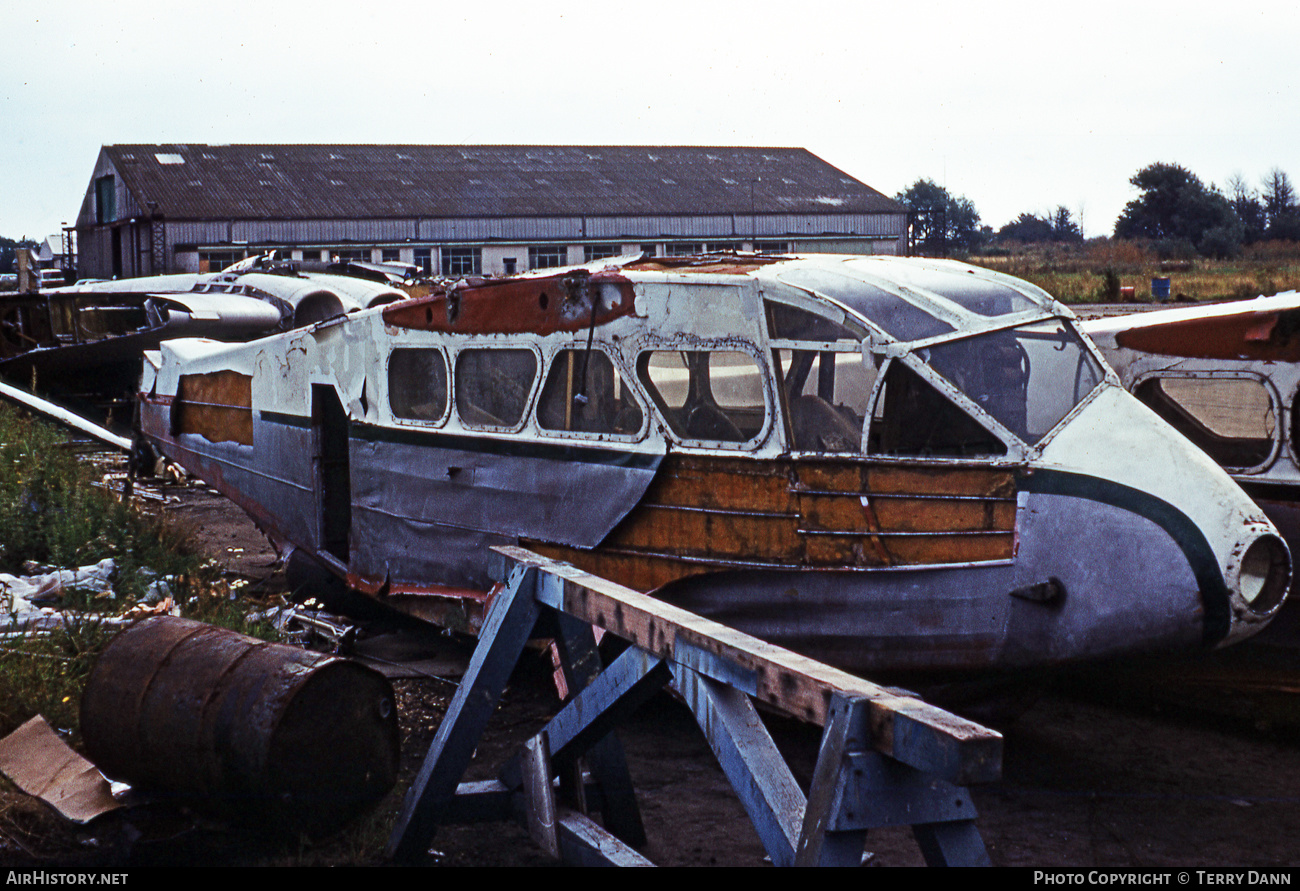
<box><xmin>3</xmin><ymin>0</ymin><xmax>1297</xmax><ymax>241</ymax></box>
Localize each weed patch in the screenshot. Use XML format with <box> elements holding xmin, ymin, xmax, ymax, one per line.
<box><xmin>0</xmin><ymin>404</ymin><xmax>274</xmax><ymax>743</ymax></box>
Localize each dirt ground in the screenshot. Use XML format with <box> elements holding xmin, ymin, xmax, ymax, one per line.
<box><xmin>3</xmin><ymin>483</ymin><xmax>1300</xmax><ymax>868</ymax></box>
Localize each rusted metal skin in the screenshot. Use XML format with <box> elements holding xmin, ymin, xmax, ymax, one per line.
<box><xmin>1110</xmin><ymin>304</ymin><xmax>1300</xmax><ymax>362</ymax></box>
<box><xmin>382</xmin><ymin>270</ymin><xmax>637</xmax><ymax>336</ymax></box>
<box><xmin>81</xmin><ymin>616</ymin><xmax>399</xmax><ymax>834</ymax></box>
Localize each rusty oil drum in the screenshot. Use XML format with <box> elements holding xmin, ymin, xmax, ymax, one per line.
<box><xmin>81</xmin><ymin>615</ymin><xmax>400</xmax><ymax>834</ymax></box>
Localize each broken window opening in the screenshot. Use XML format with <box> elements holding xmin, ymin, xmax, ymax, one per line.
<box><xmin>775</xmin><ymin>348</ymin><xmax>877</xmax><ymax>452</ymax></box>
<box><xmin>1137</xmin><ymin>376</ymin><xmax>1277</xmax><ymax>470</ymax></box>
<box><xmin>537</xmin><ymin>348</ymin><xmax>644</xmax><ymax>437</ymax></box>
<box><xmin>867</xmin><ymin>360</ymin><xmax>1006</xmax><ymax>458</ymax></box>
<box><xmin>388</xmin><ymin>348</ymin><xmax>449</xmax><ymax>424</ymax></box>
<box><xmin>95</xmin><ymin>176</ymin><xmax>116</xmax><ymax>224</ymax></box>
<box><xmin>454</xmin><ymin>348</ymin><xmax>537</xmax><ymax>430</ymax></box>
<box><xmin>638</xmin><ymin>349</ymin><xmax>766</xmax><ymax>445</ymax></box>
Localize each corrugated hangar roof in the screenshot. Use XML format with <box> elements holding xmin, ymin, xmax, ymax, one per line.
<box><xmin>101</xmin><ymin>144</ymin><xmax>903</xmax><ymax>221</ymax></box>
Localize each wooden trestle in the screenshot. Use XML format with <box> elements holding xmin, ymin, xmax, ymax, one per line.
<box><xmin>388</xmin><ymin>546</ymin><xmax>1002</xmax><ymax>866</ymax></box>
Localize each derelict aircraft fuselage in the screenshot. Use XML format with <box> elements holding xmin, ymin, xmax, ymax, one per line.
<box><xmin>137</xmin><ymin>254</ymin><xmax>1291</xmax><ymax>677</ymax></box>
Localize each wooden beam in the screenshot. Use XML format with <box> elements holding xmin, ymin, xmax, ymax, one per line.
<box><xmin>494</xmin><ymin>545</ymin><xmax>1001</xmax><ymax>785</ymax></box>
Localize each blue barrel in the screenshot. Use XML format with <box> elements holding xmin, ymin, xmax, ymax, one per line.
<box><xmin>1152</xmin><ymin>277</ymin><xmax>1171</xmax><ymax>301</ymax></box>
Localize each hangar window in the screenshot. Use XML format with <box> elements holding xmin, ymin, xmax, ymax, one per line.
<box><xmin>388</xmin><ymin>348</ymin><xmax>449</xmax><ymax>423</ymax></box>
<box><xmin>443</xmin><ymin>247</ymin><xmax>482</xmax><ymax>276</ymax></box>
<box><xmin>528</xmin><ymin>246</ymin><xmax>568</xmax><ymax>269</ymax></box>
<box><xmin>455</xmin><ymin>348</ymin><xmax>537</xmax><ymax>430</ymax></box>
<box><xmin>638</xmin><ymin>349</ymin><xmax>766</xmax><ymax>445</ymax></box>
<box><xmin>537</xmin><ymin>349</ymin><xmax>643</xmax><ymax>437</ymax></box>
<box><xmin>1136</xmin><ymin>375</ymin><xmax>1276</xmax><ymax>470</ymax></box>
<box><xmin>199</xmin><ymin>251</ymin><xmax>244</xmax><ymax>273</ymax></box>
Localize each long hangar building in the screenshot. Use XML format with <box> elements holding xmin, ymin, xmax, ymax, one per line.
<box><xmin>73</xmin><ymin>144</ymin><xmax>909</xmax><ymax>279</ymax></box>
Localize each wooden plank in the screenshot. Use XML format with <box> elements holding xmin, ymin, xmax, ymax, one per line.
<box><xmin>864</xmin><ymin>465</ymin><xmax>1016</xmax><ymax>498</ymax></box>
<box><xmin>551</xmin><ymin>614</ymin><xmax>647</xmax><ymax>846</ymax></box>
<box><xmin>885</xmin><ymin>533</ymin><xmax>1015</xmax><ymax>564</ymax></box>
<box><xmin>605</xmin><ymin>507</ymin><xmax>801</xmax><ymax>560</ymax></box>
<box><xmin>522</xmin><ymin>733</ymin><xmax>559</xmax><ymax>858</ymax></box>
<box><xmin>795</xmin><ymin>693</ymin><xmax>869</xmax><ymax>866</ymax></box>
<box><xmin>641</xmin><ymin>455</ymin><xmax>794</xmax><ymax>513</ymax></box>
<box><xmin>871</xmin><ymin>497</ymin><xmax>1015</xmax><ymax>532</ymax></box>
<box><xmin>499</xmin><ymin>546</ymin><xmax>1001</xmax><ymax>785</ymax></box>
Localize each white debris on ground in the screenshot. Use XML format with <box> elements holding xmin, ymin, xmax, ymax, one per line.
<box><xmin>0</xmin><ymin>557</ymin><xmax>181</xmax><ymax>634</ymax></box>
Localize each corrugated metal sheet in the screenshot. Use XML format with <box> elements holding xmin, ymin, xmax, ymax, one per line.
<box><xmin>231</xmin><ymin>219</ymin><xmax>419</xmax><ymax>243</ymax></box>
<box><xmin>166</xmin><ymin>222</ymin><xmax>232</xmax><ymax>245</ymax></box>
<box><xmin>416</xmin><ymin>217</ymin><xmax>586</xmax><ymax>241</ymax></box>
<box><xmin>165</xmin><ymin>215</ymin><xmax>905</xmax><ymax>248</ymax></box>
<box><xmin>95</xmin><ymin>145</ymin><xmax>906</xmax><ymax>221</ymax></box>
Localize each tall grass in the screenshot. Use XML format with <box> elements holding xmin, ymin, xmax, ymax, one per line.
<box><xmin>975</xmin><ymin>239</ymin><xmax>1300</xmax><ymax>304</ymax></box>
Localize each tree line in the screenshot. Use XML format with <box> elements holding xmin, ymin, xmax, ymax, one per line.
<box><xmin>894</xmin><ymin>163</ymin><xmax>1300</xmax><ymax>259</ymax></box>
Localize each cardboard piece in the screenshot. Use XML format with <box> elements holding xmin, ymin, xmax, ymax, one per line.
<box><xmin>0</xmin><ymin>715</ymin><xmax>121</xmax><ymax>823</ymax></box>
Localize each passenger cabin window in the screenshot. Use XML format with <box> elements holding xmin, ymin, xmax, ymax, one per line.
<box><xmin>775</xmin><ymin>349</ymin><xmax>877</xmax><ymax>452</ymax></box>
<box><xmin>455</xmin><ymin>348</ymin><xmax>537</xmax><ymax>429</ymax></box>
<box><xmin>538</xmin><ymin>349</ymin><xmax>644</xmax><ymax>436</ymax></box>
<box><xmin>868</xmin><ymin>361</ymin><xmax>1006</xmax><ymax>458</ymax></box>
<box><xmin>639</xmin><ymin>349</ymin><xmax>766</xmax><ymax>445</ymax></box>
<box><xmin>1136</xmin><ymin>376</ymin><xmax>1276</xmax><ymax>470</ymax></box>
<box><xmin>388</xmin><ymin>348</ymin><xmax>449</xmax><ymax>423</ymax></box>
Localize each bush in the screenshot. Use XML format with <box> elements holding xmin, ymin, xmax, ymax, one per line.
<box><xmin>1097</xmin><ymin>268</ymin><xmax>1122</xmax><ymax>301</ymax></box>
